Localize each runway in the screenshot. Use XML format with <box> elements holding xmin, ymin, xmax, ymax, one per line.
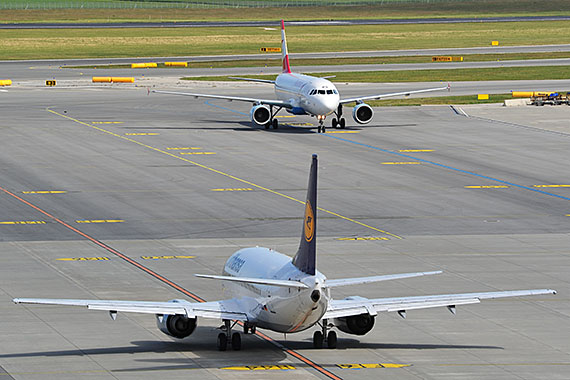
<box><xmin>0</xmin><ymin>74</ymin><xmax>569</xmax><ymax>379</ymax></box>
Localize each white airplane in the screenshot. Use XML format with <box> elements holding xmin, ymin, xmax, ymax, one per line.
<box><xmin>14</xmin><ymin>155</ymin><xmax>555</xmax><ymax>351</ymax></box>
<box><xmin>154</xmin><ymin>20</ymin><xmax>449</xmax><ymax>133</ymax></box>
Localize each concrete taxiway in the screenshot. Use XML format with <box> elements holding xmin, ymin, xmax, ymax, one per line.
<box><xmin>0</xmin><ymin>79</ymin><xmax>569</xmax><ymax>380</ymax></box>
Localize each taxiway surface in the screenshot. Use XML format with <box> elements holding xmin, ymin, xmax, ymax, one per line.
<box><xmin>0</xmin><ymin>82</ymin><xmax>569</xmax><ymax>380</ymax></box>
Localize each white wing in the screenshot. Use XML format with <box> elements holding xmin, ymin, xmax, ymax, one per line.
<box><xmin>339</xmin><ymin>85</ymin><xmax>449</xmax><ymax>105</ymax></box>
<box><xmin>153</xmin><ymin>90</ymin><xmax>291</xmax><ymax>108</ymax></box>
<box><xmin>195</xmin><ymin>274</ymin><xmax>309</xmax><ymax>288</ymax></box>
<box><xmin>323</xmin><ymin>289</ymin><xmax>556</xmax><ymax>319</ymax></box>
<box><xmin>13</xmin><ymin>298</ymin><xmax>250</xmax><ymax>321</ymax></box>
<box><xmin>325</xmin><ymin>271</ymin><xmax>442</xmax><ymax>288</ymax></box>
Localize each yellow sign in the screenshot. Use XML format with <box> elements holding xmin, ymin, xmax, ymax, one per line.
<box><xmin>432</xmin><ymin>56</ymin><xmax>463</xmax><ymax>62</ymax></box>
<box><xmin>260</xmin><ymin>47</ymin><xmax>282</xmax><ymax>53</ymax></box>
<box><xmin>57</xmin><ymin>257</ymin><xmax>109</xmax><ymax>261</ymax></box>
<box><xmin>46</xmin><ymin>80</ymin><xmax>56</xmax><ymax>86</ymax></box>
<box><xmin>304</xmin><ymin>200</ymin><xmax>315</xmax><ymax>242</ymax></box>
<box><xmin>478</xmin><ymin>94</ymin><xmax>489</xmax><ymax>100</ymax></box>
<box><xmin>492</xmin><ymin>41</ymin><xmax>499</xmax><ymax>46</ymax></box>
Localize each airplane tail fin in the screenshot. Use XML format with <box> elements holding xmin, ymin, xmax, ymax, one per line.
<box><xmin>292</xmin><ymin>154</ymin><xmax>317</xmax><ymax>275</ymax></box>
<box><xmin>281</xmin><ymin>19</ymin><xmax>292</xmax><ymax>74</ymax></box>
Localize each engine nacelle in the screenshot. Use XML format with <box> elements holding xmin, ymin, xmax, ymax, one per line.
<box><xmin>250</xmin><ymin>105</ymin><xmax>271</xmax><ymax>125</ymax></box>
<box><xmin>352</xmin><ymin>103</ymin><xmax>374</xmax><ymax>124</ymax></box>
<box><xmin>156</xmin><ymin>301</ymin><xmax>197</xmax><ymax>339</ymax></box>
<box><xmin>334</xmin><ymin>313</ymin><xmax>375</xmax><ymax>336</ymax></box>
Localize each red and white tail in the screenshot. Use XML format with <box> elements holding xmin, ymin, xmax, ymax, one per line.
<box><xmin>281</xmin><ymin>20</ymin><xmax>291</xmax><ymax>74</ymax></box>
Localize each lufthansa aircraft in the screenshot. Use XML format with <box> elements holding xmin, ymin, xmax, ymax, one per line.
<box><xmin>14</xmin><ymin>155</ymin><xmax>555</xmax><ymax>350</ymax></box>
<box><xmin>154</xmin><ymin>20</ymin><xmax>449</xmax><ymax>133</ymax></box>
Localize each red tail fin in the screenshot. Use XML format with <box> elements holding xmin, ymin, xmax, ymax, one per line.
<box><xmin>281</xmin><ymin>20</ymin><xmax>291</xmax><ymax>74</ymax></box>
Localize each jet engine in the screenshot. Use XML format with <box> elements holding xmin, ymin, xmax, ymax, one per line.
<box><xmin>156</xmin><ymin>301</ymin><xmax>197</xmax><ymax>339</ymax></box>
<box><xmin>334</xmin><ymin>313</ymin><xmax>375</xmax><ymax>336</ymax></box>
<box><xmin>352</xmin><ymin>103</ymin><xmax>374</xmax><ymax>124</ymax></box>
<box><xmin>250</xmin><ymin>105</ymin><xmax>271</xmax><ymax>125</ymax></box>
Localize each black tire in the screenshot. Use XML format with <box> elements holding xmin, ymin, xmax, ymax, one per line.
<box><xmin>217</xmin><ymin>333</ymin><xmax>227</xmax><ymax>351</ymax></box>
<box><xmin>250</xmin><ymin>325</ymin><xmax>256</xmax><ymax>334</ymax></box>
<box><xmin>327</xmin><ymin>331</ymin><xmax>337</xmax><ymax>349</ymax></box>
<box><xmin>313</xmin><ymin>331</ymin><xmax>323</xmax><ymax>349</ymax></box>
<box><xmin>264</xmin><ymin>122</ymin><xmax>270</xmax><ymax>129</ymax></box>
<box><xmin>243</xmin><ymin>324</ymin><xmax>249</xmax><ymax>334</ymax></box>
<box><xmin>340</xmin><ymin>118</ymin><xmax>346</xmax><ymax>129</ymax></box>
<box><xmin>332</xmin><ymin>118</ymin><xmax>338</xmax><ymax>128</ymax></box>
<box><xmin>231</xmin><ymin>332</ymin><xmax>241</xmax><ymax>351</ymax></box>
<box><xmin>272</xmin><ymin>119</ymin><xmax>279</xmax><ymax>129</ymax></box>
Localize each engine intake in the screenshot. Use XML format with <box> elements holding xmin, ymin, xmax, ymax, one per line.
<box><xmin>250</xmin><ymin>105</ymin><xmax>271</xmax><ymax>125</ymax></box>
<box><xmin>334</xmin><ymin>313</ymin><xmax>375</xmax><ymax>336</ymax></box>
<box><xmin>157</xmin><ymin>314</ymin><xmax>197</xmax><ymax>339</ymax></box>
<box><xmin>352</xmin><ymin>103</ymin><xmax>374</xmax><ymax>124</ymax></box>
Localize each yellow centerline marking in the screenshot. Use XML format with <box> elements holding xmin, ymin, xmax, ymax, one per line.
<box><xmin>465</xmin><ymin>185</ymin><xmax>509</xmax><ymax>189</ymax></box>
<box><xmin>398</xmin><ymin>149</ymin><xmax>434</xmax><ymax>152</ymax></box>
<box><xmin>211</xmin><ymin>188</ymin><xmax>253</xmax><ymax>192</ymax></box>
<box><xmin>0</xmin><ymin>221</ymin><xmax>46</xmax><ymax>225</ymax></box>
<box><xmin>141</xmin><ymin>255</ymin><xmax>195</xmax><ymax>260</ymax></box>
<box><xmin>56</xmin><ymin>257</ymin><xmax>110</xmax><ymax>261</ymax></box>
<box><xmin>22</xmin><ymin>191</ymin><xmax>67</xmax><ymax>194</ymax></box>
<box><xmin>381</xmin><ymin>162</ymin><xmax>420</xmax><ymax>165</ymax></box>
<box><xmin>336</xmin><ymin>237</ymin><xmax>389</xmax><ymax>241</ymax></box>
<box><xmin>47</xmin><ymin>109</ymin><xmax>402</xmax><ymax>240</ymax></box>
<box><xmin>180</xmin><ymin>152</ymin><xmax>216</xmax><ymax>155</ymax></box>
<box><xmin>125</xmin><ymin>133</ymin><xmax>159</xmax><ymax>136</ymax></box>
<box><xmin>76</xmin><ymin>220</ymin><xmax>124</xmax><ymax>224</ymax></box>
<box><xmin>534</xmin><ymin>184</ymin><xmax>570</xmax><ymax>188</ymax></box>
<box><xmin>167</xmin><ymin>147</ymin><xmax>202</xmax><ymax>150</ymax></box>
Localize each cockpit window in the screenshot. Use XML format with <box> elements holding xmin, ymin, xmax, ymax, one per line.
<box><xmin>333</xmin><ymin>89</ymin><xmax>338</xmax><ymax>94</ymax></box>
<box><xmin>326</xmin><ymin>90</ymin><xmax>333</xmax><ymax>94</ymax></box>
<box><xmin>318</xmin><ymin>90</ymin><xmax>325</xmax><ymax>95</ymax></box>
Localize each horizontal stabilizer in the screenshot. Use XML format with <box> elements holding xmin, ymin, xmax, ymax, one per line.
<box><xmin>195</xmin><ymin>274</ymin><xmax>309</xmax><ymax>288</ymax></box>
<box><xmin>325</xmin><ymin>271</ymin><xmax>442</xmax><ymax>288</ymax></box>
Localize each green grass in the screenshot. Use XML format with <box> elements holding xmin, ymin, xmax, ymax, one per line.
<box><xmin>3</xmin><ymin>21</ymin><xmax>570</xmax><ymax>60</ymax></box>
<box><xmin>66</xmin><ymin>52</ymin><xmax>570</xmax><ymax>70</ymax></box>
<box><xmin>182</xmin><ymin>65</ymin><xmax>570</xmax><ymax>83</ymax></box>
<box><xmin>368</xmin><ymin>94</ymin><xmax>512</xmax><ymax>106</ymax></box>
<box><xmin>2</xmin><ymin>0</ymin><xmax>570</xmax><ymax>23</ymax></box>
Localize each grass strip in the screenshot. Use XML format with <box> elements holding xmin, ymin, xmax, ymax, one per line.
<box><xmin>3</xmin><ymin>21</ymin><xmax>570</xmax><ymax>60</ymax></box>
<box><xmin>66</xmin><ymin>52</ymin><xmax>570</xmax><ymax>70</ymax></box>
<box><xmin>2</xmin><ymin>0</ymin><xmax>570</xmax><ymax>23</ymax></box>
<box><xmin>182</xmin><ymin>66</ymin><xmax>570</xmax><ymax>83</ymax></box>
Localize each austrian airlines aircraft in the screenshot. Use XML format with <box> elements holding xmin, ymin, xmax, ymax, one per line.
<box><xmin>14</xmin><ymin>155</ymin><xmax>555</xmax><ymax>351</ymax></box>
<box><xmin>155</xmin><ymin>20</ymin><xmax>449</xmax><ymax>133</ymax></box>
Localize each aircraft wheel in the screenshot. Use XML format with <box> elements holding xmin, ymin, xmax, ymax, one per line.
<box><xmin>264</xmin><ymin>122</ymin><xmax>270</xmax><ymax>129</ymax></box>
<box><xmin>217</xmin><ymin>333</ymin><xmax>227</xmax><ymax>351</ymax></box>
<box><xmin>272</xmin><ymin>119</ymin><xmax>279</xmax><ymax>129</ymax></box>
<box><xmin>250</xmin><ymin>325</ymin><xmax>256</xmax><ymax>334</ymax></box>
<box><xmin>332</xmin><ymin>118</ymin><xmax>338</xmax><ymax>128</ymax></box>
<box><xmin>339</xmin><ymin>118</ymin><xmax>346</xmax><ymax>129</ymax></box>
<box><xmin>313</xmin><ymin>331</ymin><xmax>323</xmax><ymax>349</ymax></box>
<box><xmin>231</xmin><ymin>332</ymin><xmax>242</xmax><ymax>351</ymax></box>
<box><xmin>327</xmin><ymin>331</ymin><xmax>337</xmax><ymax>349</ymax></box>
<box><xmin>321</xmin><ymin>126</ymin><xmax>326</xmax><ymax>133</ymax></box>
<box><xmin>243</xmin><ymin>324</ymin><xmax>249</xmax><ymax>334</ymax></box>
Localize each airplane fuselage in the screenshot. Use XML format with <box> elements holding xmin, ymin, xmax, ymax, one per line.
<box><xmin>275</xmin><ymin>73</ymin><xmax>340</xmax><ymax>118</ymax></box>
<box><xmin>221</xmin><ymin>247</ymin><xmax>328</xmax><ymax>333</ymax></box>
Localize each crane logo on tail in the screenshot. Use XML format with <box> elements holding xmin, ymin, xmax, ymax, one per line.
<box><xmin>304</xmin><ymin>200</ymin><xmax>315</xmax><ymax>242</ymax></box>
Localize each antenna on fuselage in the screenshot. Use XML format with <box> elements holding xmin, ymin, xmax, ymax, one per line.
<box><xmin>292</xmin><ymin>154</ymin><xmax>317</xmax><ymax>275</ymax></box>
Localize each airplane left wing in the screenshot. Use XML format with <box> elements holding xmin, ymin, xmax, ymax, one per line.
<box><xmin>339</xmin><ymin>85</ymin><xmax>449</xmax><ymax>105</ymax></box>
<box><xmin>13</xmin><ymin>298</ymin><xmax>249</xmax><ymax>321</ymax></box>
<box><xmin>323</xmin><ymin>289</ymin><xmax>556</xmax><ymax>319</ymax></box>
<box><xmin>153</xmin><ymin>90</ymin><xmax>291</xmax><ymax>108</ymax></box>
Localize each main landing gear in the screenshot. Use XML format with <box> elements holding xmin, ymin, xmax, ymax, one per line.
<box><xmin>217</xmin><ymin>319</ymin><xmax>242</xmax><ymax>351</ymax></box>
<box><xmin>264</xmin><ymin>105</ymin><xmax>282</xmax><ymax>130</ymax></box>
<box><xmin>331</xmin><ymin>104</ymin><xmax>346</xmax><ymax>129</ymax></box>
<box><xmin>313</xmin><ymin>319</ymin><xmax>337</xmax><ymax>349</ymax></box>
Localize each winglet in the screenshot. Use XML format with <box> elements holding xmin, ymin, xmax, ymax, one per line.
<box><xmin>281</xmin><ymin>20</ymin><xmax>292</xmax><ymax>74</ymax></box>
<box><xmin>292</xmin><ymin>154</ymin><xmax>317</xmax><ymax>275</ymax></box>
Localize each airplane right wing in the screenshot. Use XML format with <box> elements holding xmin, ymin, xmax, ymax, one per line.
<box><xmin>323</xmin><ymin>289</ymin><xmax>556</xmax><ymax>319</ymax></box>
<box><xmin>325</xmin><ymin>271</ymin><xmax>442</xmax><ymax>288</ymax></box>
<box><xmin>153</xmin><ymin>90</ymin><xmax>291</xmax><ymax>108</ymax></box>
<box><xmin>339</xmin><ymin>85</ymin><xmax>450</xmax><ymax>105</ymax></box>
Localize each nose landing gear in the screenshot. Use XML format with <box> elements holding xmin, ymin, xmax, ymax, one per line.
<box><xmin>317</xmin><ymin>115</ymin><xmax>326</xmax><ymax>133</ymax></box>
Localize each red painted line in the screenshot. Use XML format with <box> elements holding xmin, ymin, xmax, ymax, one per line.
<box><xmin>1</xmin><ymin>184</ymin><xmax>343</xmax><ymax>380</ymax></box>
